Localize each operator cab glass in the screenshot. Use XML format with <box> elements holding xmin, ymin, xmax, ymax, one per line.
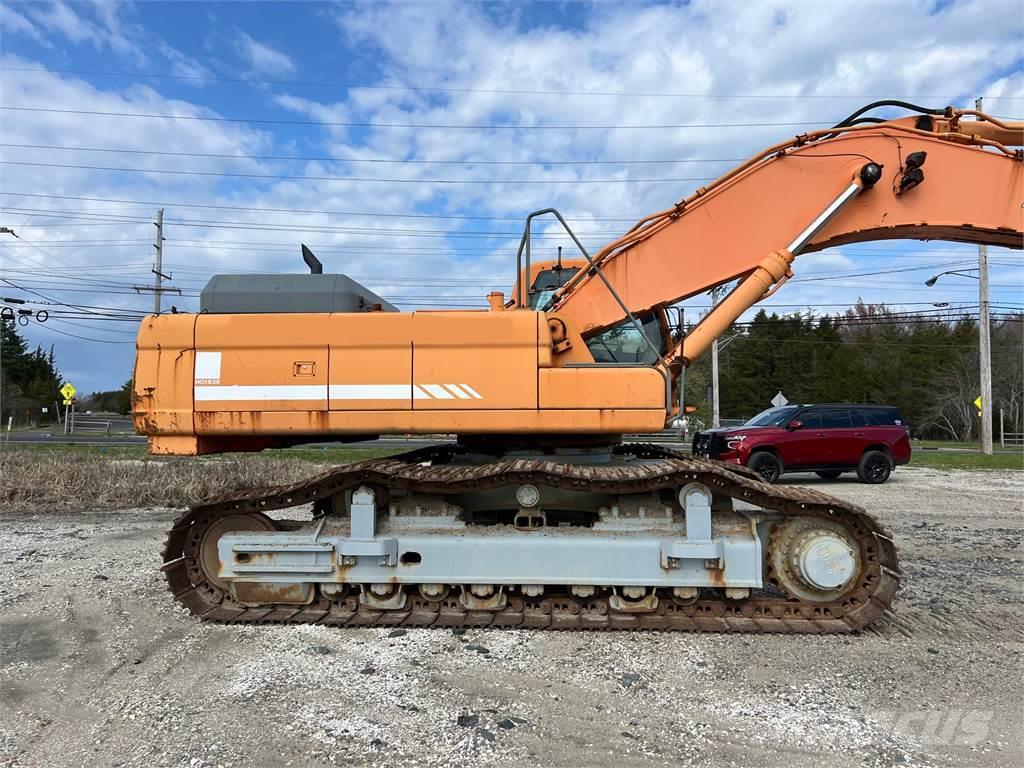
<box><xmin>530</xmin><ymin>267</ymin><xmax>580</xmax><ymax>310</ymax></box>
<box><xmin>585</xmin><ymin>313</ymin><xmax>667</xmax><ymax>365</ymax></box>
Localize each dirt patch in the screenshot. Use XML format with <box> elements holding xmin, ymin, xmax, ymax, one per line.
<box><xmin>0</xmin><ymin>468</ymin><xmax>1022</xmax><ymax>767</ymax></box>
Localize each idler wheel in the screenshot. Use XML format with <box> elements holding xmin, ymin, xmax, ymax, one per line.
<box><xmin>197</xmin><ymin>513</ymin><xmax>277</xmax><ymax>591</ymax></box>
<box><xmin>769</xmin><ymin>517</ymin><xmax>862</xmax><ymax>602</ymax></box>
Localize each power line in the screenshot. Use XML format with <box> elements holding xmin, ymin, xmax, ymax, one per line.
<box><xmin>5</xmin><ymin>258</ymin><xmax>986</xmax><ymax>286</ymax></box>
<box><xmin>0</xmin><ymin>230</ymin><xmax>81</xmax><ymax>270</ymax></box>
<box><xmin>0</xmin><ymin>105</ymin><xmax>840</xmax><ymax>130</ymax></box>
<box><xmin>6</xmin><ymin>66</ymin><xmax>1023</xmax><ymax>101</ymax></box>
<box><xmin>47</xmin><ymin>316</ymin><xmax>138</xmax><ymax>335</ymax></box>
<box><xmin>30</xmin><ymin>319</ymin><xmax>136</xmax><ymax>344</ymax></box>
<box><xmin>0</xmin><ymin>142</ymin><xmax>747</xmax><ymax>166</ymax></box>
<box><xmin>0</xmin><ymin>241</ymin><xmax>1016</xmax><ymax>265</ymax></box>
<box><xmin>0</xmin><ymin>191</ymin><xmax>642</xmax><ymax>222</ymax></box>
<box><xmin>0</xmin><ymin>159</ymin><xmax>719</xmax><ymax>185</ymax></box>
<box><xmin>3</xmin><ymin>206</ymin><xmax>1018</xmax><ymax>247</ymax></box>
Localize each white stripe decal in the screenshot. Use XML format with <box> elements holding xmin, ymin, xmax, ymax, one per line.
<box><xmin>194</xmin><ymin>385</ymin><xmax>326</xmax><ymax>401</ymax></box>
<box><xmin>330</xmin><ymin>384</ymin><xmax>415</xmax><ymax>400</ymax></box>
<box><xmin>443</xmin><ymin>384</ymin><xmax>472</xmax><ymax>400</ymax></box>
<box><xmin>192</xmin><ymin>383</ymin><xmax>485</xmax><ymax>401</ymax></box>
<box><xmin>421</xmin><ymin>384</ymin><xmax>455</xmax><ymax>400</ymax></box>
<box><xmin>460</xmin><ymin>384</ymin><xmax>484</xmax><ymax>399</ymax></box>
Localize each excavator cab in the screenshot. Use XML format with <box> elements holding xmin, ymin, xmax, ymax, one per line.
<box><xmin>508</xmin><ymin>257</ymin><xmax>585</xmax><ymax>310</ymax></box>
<box><xmin>509</xmin><ymin>255</ymin><xmax>671</xmax><ymax>364</ymax></box>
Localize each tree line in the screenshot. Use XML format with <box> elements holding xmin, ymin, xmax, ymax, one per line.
<box><xmin>685</xmin><ymin>303</ymin><xmax>1024</xmax><ymax>440</ymax></box>
<box><xmin>1</xmin><ymin>319</ymin><xmax>63</xmax><ymax>426</ymax></box>
<box><xmin>1</xmin><ymin>319</ymin><xmax>131</xmax><ymax>426</ymax></box>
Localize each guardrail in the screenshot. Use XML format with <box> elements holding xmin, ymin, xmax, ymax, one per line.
<box><xmin>625</xmin><ymin>430</ymin><xmax>692</xmax><ymax>447</ymax></box>
<box><xmin>1003</xmin><ymin>432</ymin><xmax>1024</xmax><ymax>448</ymax></box>
<box><xmin>72</xmin><ymin>418</ymin><xmax>113</xmax><ymax>436</ymax></box>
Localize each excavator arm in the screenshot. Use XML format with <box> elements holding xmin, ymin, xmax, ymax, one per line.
<box><xmin>549</xmin><ymin>106</ymin><xmax>1023</xmax><ymax>366</ymax></box>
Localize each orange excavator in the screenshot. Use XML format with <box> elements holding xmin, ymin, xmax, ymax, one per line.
<box><xmin>135</xmin><ymin>102</ymin><xmax>1023</xmax><ymax>631</ymax></box>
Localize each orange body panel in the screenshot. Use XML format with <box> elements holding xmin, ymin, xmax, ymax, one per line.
<box><xmin>135</xmin><ymin>310</ymin><xmax>667</xmax><ymax>454</ymax></box>
<box><xmin>133</xmin><ymin>314</ymin><xmax>195</xmax><ymax>436</ymax></box>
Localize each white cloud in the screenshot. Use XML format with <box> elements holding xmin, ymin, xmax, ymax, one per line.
<box><xmin>0</xmin><ymin>4</ymin><xmax>51</xmax><ymax>46</ymax></box>
<box><xmin>234</xmin><ymin>30</ymin><xmax>296</xmax><ymax>76</ymax></box>
<box><xmin>23</xmin><ymin>1</ymin><xmax>146</xmax><ymax>63</ymax></box>
<box><xmin>157</xmin><ymin>42</ymin><xmax>214</xmax><ymax>81</ymax></box>
<box><xmin>1</xmin><ymin>0</ymin><xmax>1022</xmax><ymax>390</ymax></box>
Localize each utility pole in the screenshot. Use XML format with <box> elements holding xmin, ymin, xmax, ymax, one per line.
<box><xmin>710</xmin><ymin>286</ymin><xmax>721</xmax><ymax>428</ymax></box>
<box><xmin>976</xmin><ymin>97</ymin><xmax>993</xmax><ymax>455</ymax></box>
<box><xmin>153</xmin><ymin>208</ymin><xmax>165</xmax><ymax>314</ymax></box>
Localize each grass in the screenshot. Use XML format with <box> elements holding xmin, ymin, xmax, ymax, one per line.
<box><xmin>915</xmin><ymin>439</ymin><xmax>1023</xmax><ymax>453</ymax></box>
<box><xmin>910</xmin><ymin>451</ymin><xmax>1024</xmax><ymax>471</ymax></box>
<box><xmin>0</xmin><ymin>444</ymin><xmax>399</xmax><ymax>515</ymax></box>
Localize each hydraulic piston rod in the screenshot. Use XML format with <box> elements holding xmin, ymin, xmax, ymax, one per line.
<box><xmin>673</xmin><ymin>163</ymin><xmax>882</xmax><ymax>364</ymax></box>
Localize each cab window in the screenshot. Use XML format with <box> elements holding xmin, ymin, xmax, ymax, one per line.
<box><xmin>585</xmin><ymin>314</ymin><xmax>666</xmax><ymax>364</ymax></box>
<box><xmin>530</xmin><ymin>267</ymin><xmax>579</xmax><ymax>310</ymax></box>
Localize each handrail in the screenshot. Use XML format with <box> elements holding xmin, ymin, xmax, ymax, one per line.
<box><xmin>513</xmin><ymin>207</ymin><xmax>664</xmax><ymax>365</ymax></box>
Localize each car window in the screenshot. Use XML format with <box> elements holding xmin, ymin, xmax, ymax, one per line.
<box><xmin>849</xmin><ymin>409</ymin><xmax>868</xmax><ymax>427</ymax></box>
<box><xmin>820</xmin><ymin>408</ymin><xmax>852</xmax><ymax>428</ymax></box>
<box><xmin>797</xmin><ymin>409</ymin><xmax>822</xmax><ymax>428</ymax></box>
<box><xmin>744</xmin><ymin>406</ymin><xmax>799</xmax><ymax>427</ymax></box>
<box><xmin>862</xmin><ymin>408</ymin><xmax>904</xmax><ymax>426</ymax></box>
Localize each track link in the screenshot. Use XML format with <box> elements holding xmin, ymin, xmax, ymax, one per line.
<box><xmin>161</xmin><ymin>445</ymin><xmax>900</xmax><ymax>633</ymax></box>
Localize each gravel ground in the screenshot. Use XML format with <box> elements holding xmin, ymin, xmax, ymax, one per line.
<box><xmin>1</xmin><ymin>467</ymin><xmax>1022</xmax><ymax>768</ymax></box>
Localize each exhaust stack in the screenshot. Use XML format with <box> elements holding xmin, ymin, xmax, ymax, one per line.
<box><xmin>301</xmin><ymin>244</ymin><xmax>323</xmax><ymax>274</ymax></box>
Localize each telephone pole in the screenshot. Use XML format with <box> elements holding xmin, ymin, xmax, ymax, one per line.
<box><xmin>153</xmin><ymin>208</ymin><xmax>165</xmax><ymax>314</ymax></box>
<box><xmin>134</xmin><ymin>209</ymin><xmax>179</xmax><ymax>310</ymax></box>
<box><xmin>976</xmin><ymin>97</ymin><xmax>993</xmax><ymax>455</ymax></box>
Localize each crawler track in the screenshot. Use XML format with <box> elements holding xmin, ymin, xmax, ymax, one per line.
<box><xmin>161</xmin><ymin>445</ymin><xmax>900</xmax><ymax>632</ymax></box>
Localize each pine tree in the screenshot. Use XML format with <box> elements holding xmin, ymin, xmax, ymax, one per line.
<box><xmin>1</xmin><ymin>319</ymin><xmax>62</xmax><ymax>426</ymax></box>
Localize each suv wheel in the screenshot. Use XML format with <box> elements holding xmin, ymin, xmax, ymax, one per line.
<box><xmin>857</xmin><ymin>450</ymin><xmax>892</xmax><ymax>484</ymax></box>
<box><xmin>748</xmin><ymin>451</ymin><xmax>783</xmax><ymax>484</ymax></box>
<box><xmin>815</xmin><ymin>470</ymin><xmax>843</xmax><ymax>480</ymax></box>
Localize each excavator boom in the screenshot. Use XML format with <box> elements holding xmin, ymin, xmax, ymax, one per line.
<box><xmin>549</xmin><ymin>107</ymin><xmax>1022</xmax><ymax>364</ymax></box>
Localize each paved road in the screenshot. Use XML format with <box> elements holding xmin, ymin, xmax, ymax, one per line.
<box><xmin>4</xmin><ymin>432</ymin><xmax>147</xmax><ymax>447</ymax></box>
<box><xmin>1</xmin><ymin>432</ymin><xmax>455</xmax><ymax>450</ymax></box>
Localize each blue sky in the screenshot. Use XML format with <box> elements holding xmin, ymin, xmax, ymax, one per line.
<box><xmin>0</xmin><ymin>0</ymin><xmax>1022</xmax><ymax>393</ymax></box>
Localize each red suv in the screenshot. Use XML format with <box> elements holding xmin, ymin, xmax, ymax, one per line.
<box><xmin>692</xmin><ymin>404</ymin><xmax>912</xmax><ymax>484</ymax></box>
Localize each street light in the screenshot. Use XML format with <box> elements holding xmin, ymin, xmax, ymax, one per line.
<box><xmin>925</xmin><ymin>265</ymin><xmax>992</xmax><ymax>455</ymax></box>
<box><xmin>925</xmin><ymin>268</ymin><xmax>978</xmax><ymax>286</ymax></box>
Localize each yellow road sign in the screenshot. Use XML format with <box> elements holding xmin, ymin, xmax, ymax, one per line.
<box><xmin>62</xmin><ymin>399</ymin><xmax>73</xmax><ymax>406</ymax></box>
<box><xmin>60</xmin><ymin>382</ymin><xmax>76</xmax><ymax>401</ymax></box>
<box><xmin>974</xmin><ymin>396</ymin><xmax>983</xmax><ymax>410</ymax></box>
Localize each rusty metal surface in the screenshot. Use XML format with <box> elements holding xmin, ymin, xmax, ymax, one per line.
<box><xmin>162</xmin><ymin>445</ymin><xmax>900</xmax><ymax>633</ymax></box>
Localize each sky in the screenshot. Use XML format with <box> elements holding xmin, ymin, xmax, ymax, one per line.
<box><xmin>0</xmin><ymin>0</ymin><xmax>1022</xmax><ymax>394</ymax></box>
